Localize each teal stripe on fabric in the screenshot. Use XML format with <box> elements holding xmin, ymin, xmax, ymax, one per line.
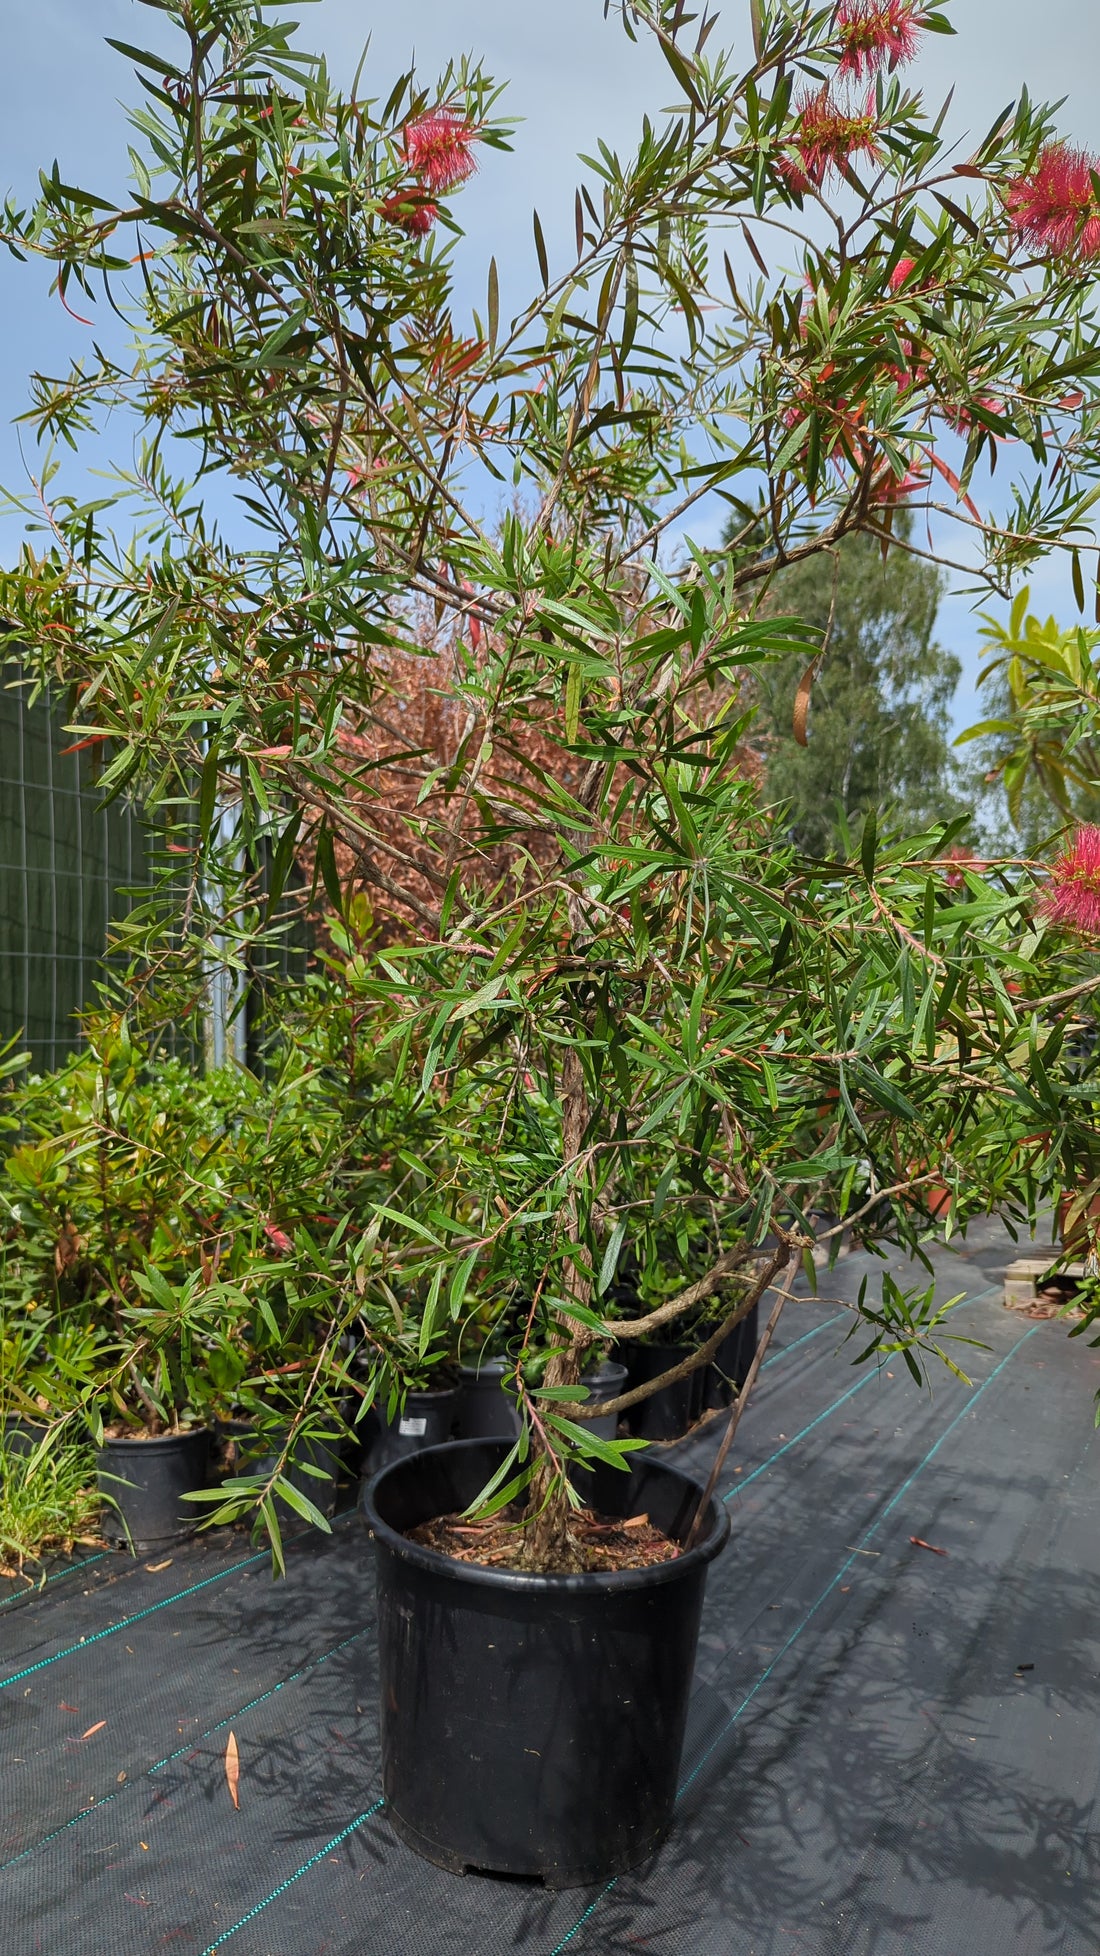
<box><xmin>0</xmin><ymin>1552</ymin><xmax>109</xmax><ymax>1612</ymax></box>
<box><xmin>725</xmin><ymin>1283</ymin><xmax>999</xmax><ymax>1505</ymax></box>
<box><xmin>0</xmin><ymin>1512</ymin><xmax>360</xmax><ymax>1690</ymax></box>
<box><xmin>547</xmin><ymin>1314</ymin><xmax>1032</xmax><ymax>1956</ymax></box>
<box><xmin>0</xmin><ymin>1550</ymin><xmax>270</xmax><ymax>1689</ymax></box>
<box><xmin>0</xmin><ymin>1626</ymin><xmax>372</xmax><ymax>1875</ymax></box>
<box><xmin>202</xmin><ymin>1802</ymin><xmax>386</xmax><ymax>1952</ymax></box>
<box><xmin>682</xmin><ymin>1322</ymin><xmax>1036</xmax><ymax>1795</ymax></box>
<box><xmin>760</xmin><ymin>1310</ymin><xmax>845</xmax><ymax>1368</ymax></box>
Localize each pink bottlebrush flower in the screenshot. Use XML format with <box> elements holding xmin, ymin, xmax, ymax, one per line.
<box><xmin>1041</xmin><ymin>827</ymin><xmax>1100</xmax><ymax>935</ymax></box>
<box><xmin>263</xmin><ymin>1221</ymin><xmax>294</xmax><ymax>1254</ymax></box>
<box><xmin>379</xmin><ymin>192</ymin><xmax>438</xmax><ymax>236</ymax></box>
<box><xmin>836</xmin><ymin>0</ymin><xmax>924</xmax><ymax>79</ymax></box>
<box><xmin>788</xmin><ymin>88</ymin><xmax>882</xmax><ymax>188</ymax></box>
<box><xmin>889</xmin><ymin>256</ymin><xmax>917</xmax><ymax>289</ymax></box>
<box><xmin>1005</xmin><ymin>143</ymin><xmax>1100</xmax><ymax>262</ymax></box>
<box><xmin>404</xmin><ymin>108</ymin><xmax>480</xmax><ymax>194</ymax></box>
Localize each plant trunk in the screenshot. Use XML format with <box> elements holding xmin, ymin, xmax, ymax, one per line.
<box><xmin>518</xmin><ymin>1345</ymin><xmax>588</xmax><ymax>1572</ymax></box>
<box><xmin>519</xmin><ymin>1042</ymin><xmax>594</xmax><ymax>1572</ymax></box>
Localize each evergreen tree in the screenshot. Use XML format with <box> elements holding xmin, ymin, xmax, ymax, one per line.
<box><xmin>746</xmin><ymin>526</ymin><xmax>970</xmax><ymax>857</ymax></box>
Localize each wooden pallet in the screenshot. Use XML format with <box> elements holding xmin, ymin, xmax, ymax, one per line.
<box><xmin>1003</xmin><ymin>1255</ymin><xmax>1088</xmax><ymax>1311</ymax></box>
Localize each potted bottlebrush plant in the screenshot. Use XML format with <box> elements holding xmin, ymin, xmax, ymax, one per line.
<box><xmin>0</xmin><ymin>1019</ymin><xmax>274</xmax><ymax>1549</ymax></box>
<box><xmin>4</xmin><ymin>0</ymin><xmax>1100</xmax><ymax>1885</ymax></box>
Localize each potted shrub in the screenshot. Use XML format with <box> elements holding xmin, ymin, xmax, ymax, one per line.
<box><xmin>5</xmin><ymin>0</ymin><xmax>1100</xmax><ymax>1883</ymax></box>
<box><xmin>0</xmin><ymin>1020</ymin><xmax>271</xmax><ymax>1549</ymax></box>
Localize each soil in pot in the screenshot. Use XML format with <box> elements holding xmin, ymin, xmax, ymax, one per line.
<box><xmin>358</xmin><ymin>1383</ymin><xmax>460</xmax><ymax>1486</ymax></box>
<box><xmin>97</xmin><ymin>1426</ymin><xmax>211</xmax><ymax>1552</ymax></box>
<box><xmin>363</xmin><ymin>1437</ymin><xmax>730</xmax><ymax>1887</ymax></box>
<box><xmin>409</xmin><ymin>1501</ymin><xmax>677</xmax><ymax>1571</ymax></box>
<box><xmin>455</xmin><ymin>1356</ymin><xmax>521</xmax><ymax>1440</ymax></box>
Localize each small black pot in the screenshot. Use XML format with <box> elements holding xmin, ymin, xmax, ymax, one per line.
<box><xmin>580</xmin><ymin>1359</ymin><xmax>629</xmax><ymax>1441</ymax></box>
<box><xmin>363</xmin><ymin>1438</ymin><xmax>729</xmax><ymax>1886</ymax></box>
<box><xmin>358</xmin><ymin>1385</ymin><xmax>460</xmax><ymax>1485</ymax></box>
<box><xmin>242</xmin><ymin>1429</ymin><xmax>344</xmax><ymax>1519</ymax></box>
<box><xmin>2</xmin><ymin>1414</ymin><xmax>48</xmax><ymax>1460</ymax></box>
<box><xmin>97</xmin><ymin>1427</ymin><xmax>212</xmax><ymax>1552</ymax></box>
<box><xmin>620</xmin><ymin>1342</ymin><xmax>703</xmax><ymax>1441</ymax></box>
<box><xmin>702</xmin><ymin>1300</ymin><xmax>760</xmax><ymax>1411</ymax></box>
<box><xmin>455</xmin><ymin>1357</ymin><xmax>521</xmax><ymax>1440</ymax></box>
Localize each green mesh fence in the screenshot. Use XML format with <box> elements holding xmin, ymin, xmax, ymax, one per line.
<box><xmin>1</xmin><ymin>671</ymin><xmax>313</xmax><ymax>1076</ymax></box>
<box><xmin>0</xmin><ymin>674</ymin><xmax>152</xmax><ymax>1072</ymax></box>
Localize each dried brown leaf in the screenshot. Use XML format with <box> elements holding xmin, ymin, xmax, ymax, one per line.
<box><xmin>909</xmin><ymin>1536</ymin><xmax>948</xmax><ymax>1556</ymax></box>
<box><xmin>225</xmin><ymin>1730</ymin><xmax>240</xmax><ymax>1810</ymax></box>
<box><xmin>81</xmin><ymin>1720</ymin><xmax>106</xmax><ymax>1740</ymax></box>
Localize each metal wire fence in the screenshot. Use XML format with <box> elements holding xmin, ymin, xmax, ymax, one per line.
<box><xmin>0</xmin><ymin>672</ymin><xmax>151</xmax><ymax>1073</ymax></box>
<box><xmin>1</xmin><ymin>669</ymin><xmax>314</xmax><ymax>1076</ymax></box>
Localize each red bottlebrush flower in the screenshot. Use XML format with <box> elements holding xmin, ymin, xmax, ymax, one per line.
<box><xmin>788</xmin><ymin>88</ymin><xmax>882</xmax><ymax>188</ymax></box>
<box><xmin>1041</xmin><ymin>827</ymin><xmax>1100</xmax><ymax>935</ymax></box>
<box><xmin>379</xmin><ymin>192</ymin><xmax>437</xmax><ymax>236</ymax></box>
<box><xmin>889</xmin><ymin>256</ymin><xmax>917</xmax><ymax>289</ymax></box>
<box><xmin>836</xmin><ymin>0</ymin><xmax>924</xmax><ymax>79</ymax></box>
<box><xmin>263</xmin><ymin>1221</ymin><xmax>294</xmax><ymax>1255</ymax></box>
<box><xmin>404</xmin><ymin>108</ymin><xmax>480</xmax><ymax>194</ymax></box>
<box><xmin>1005</xmin><ymin>143</ymin><xmax>1100</xmax><ymax>262</ymax></box>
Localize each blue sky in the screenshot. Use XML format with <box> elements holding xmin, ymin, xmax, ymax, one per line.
<box><xmin>0</xmin><ymin>1</ymin><xmax>1095</xmax><ymax>731</ymax></box>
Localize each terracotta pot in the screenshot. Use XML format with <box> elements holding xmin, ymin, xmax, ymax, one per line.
<box><xmin>1058</xmin><ymin>1188</ymin><xmax>1100</xmax><ymax>1257</ymax></box>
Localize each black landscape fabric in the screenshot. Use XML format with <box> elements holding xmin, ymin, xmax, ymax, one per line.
<box><xmin>2</xmin><ymin>1218</ymin><xmax>1099</xmax><ymax>1955</ymax></box>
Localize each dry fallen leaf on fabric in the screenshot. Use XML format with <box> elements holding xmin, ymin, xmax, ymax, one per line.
<box><xmin>59</xmin><ymin>1703</ymin><xmax>78</xmax><ymax>1713</ymax></box>
<box><xmin>81</xmin><ymin>1721</ymin><xmax>106</xmax><ymax>1739</ymax></box>
<box><xmin>144</xmin><ymin>1560</ymin><xmax>173</xmax><ymax>1573</ymax></box>
<box><xmin>621</xmin><ymin>1514</ymin><xmax>649</xmax><ymax>1530</ymax></box>
<box><xmin>139</xmin><ymin>1842</ymin><xmax>149</xmax><ymax>1851</ymax></box>
<box><xmin>225</xmin><ymin>1731</ymin><xmax>240</xmax><ymax>1810</ymax></box>
<box><xmin>909</xmin><ymin>1536</ymin><xmax>948</xmax><ymax>1556</ymax></box>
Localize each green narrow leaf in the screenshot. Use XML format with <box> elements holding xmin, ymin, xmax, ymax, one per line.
<box><xmin>264</xmin><ymin>809</ymin><xmax>303</xmax><ymax>922</ymax></box>
<box><xmin>621</xmin><ymin>245</ymin><xmax>638</xmax><ymax>361</ymax></box>
<box><xmin>598</xmin><ymin>1216</ymin><xmax>628</xmax><ymax>1295</ymax></box>
<box><xmin>1072</xmin><ymin>548</ymin><xmax>1085</xmax><ymax>613</ymax></box>
<box><xmin>565</xmin><ymin>662</ymin><xmax>582</xmax><ymax>744</ymax></box>
<box><xmin>533</xmin><ymin>208</ymin><xmax>549</xmax><ymax>286</ymax></box>
<box><xmin>315</xmin><ymin>825</ymin><xmax>344</xmax><ymax>918</ymax></box>
<box><xmin>860</xmin><ymin>808</ymin><xmax>877</xmax><ymax>884</ymax></box>
<box><xmin>749</xmin><ymin>0</ymin><xmax>764</xmax><ymax>59</ymax></box>
<box><xmin>198</xmin><ymin>740</ymin><xmax>220</xmax><ymax>844</ymax></box>
<box><xmin>487</xmin><ymin>255</ymin><xmax>499</xmax><ymax>352</ymax></box>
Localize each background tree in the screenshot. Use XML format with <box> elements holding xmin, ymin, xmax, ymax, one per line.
<box><xmin>749</xmin><ymin>524</ymin><xmax>971</xmax><ymax>856</ymax></box>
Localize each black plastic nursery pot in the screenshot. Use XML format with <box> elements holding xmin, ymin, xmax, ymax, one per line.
<box><xmin>455</xmin><ymin>1356</ymin><xmax>521</xmax><ymax>1440</ymax></box>
<box><xmin>243</xmin><ymin>1429</ymin><xmax>345</xmax><ymax>1518</ymax></box>
<box><xmin>581</xmin><ymin>1357</ymin><xmax>629</xmax><ymax>1441</ymax></box>
<box><xmin>620</xmin><ymin>1341</ymin><xmax>702</xmax><ymax>1440</ymax></box>
<box><xmin>97</xmin><ymin>1426</ymin><xmax>211</xmax><ymax>1552</ymax></box>
<box><xmin>1</xmin><ymin>1414</ymin><xmax>47</xmax><ymax>1461</ymax></box>
<box><xmin>362</xmin><ymin>1437</ymin><xmax>730</xmax><ymax>1887</ymax></box>
<box><xmin>702</xmin><ymin>1300</ymin><xmax>760</xmax><ymax>1411</ymax></box>
<box><xmin>358</xmin><ymin>1384</ymin><xmax>460</xmax><ymax>1486</ymax></box>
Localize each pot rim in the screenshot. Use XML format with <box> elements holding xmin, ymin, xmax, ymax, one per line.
<box><xmin>97</xmin><ymin>1425</ymin><xmax>211</xmax><ymax>1450</ymax></box>
<box><xmin>361</xmin><ymin>1436</ymin><xmax>730</xmax><ymax>1596</ymax></box>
